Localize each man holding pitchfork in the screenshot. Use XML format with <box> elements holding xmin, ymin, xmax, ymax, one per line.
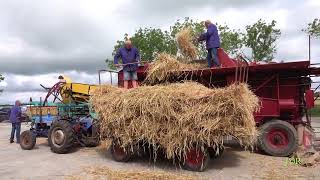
<box><xmin>114</xmin><ymin>40</ymin><xmax>141</xmax><ymax>89</ymax></box>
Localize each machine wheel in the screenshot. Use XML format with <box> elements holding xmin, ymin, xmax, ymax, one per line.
<box><xmin>20</xmin><ymin>130</ymin><xmax>36</xmax><ymax>150</ymax></box>
<box><xmin>82</xmin><ymin>120</ymin><xmax>100</xmax><ymax>147</ymax></box>
<box><xmin>48</xmin><ymin>120</ymin><xmax>75</xmax><ymax>154</ymax></box>
<box><xmin>182</xmin><ymin>147</ymin><xmax>210</xmax><ymax>172</ymax></box>
<box><xmin>111</xmin><ymin>140</ymin><xmax>132</xmax><ymax>162</ymax></box>
<box><xmin>208</xmin><ymin>145</ymin><xmax>224</xmax><ymax>158</ymax></box>
<box><xmin>258</xmin><ymin>120</ymin><xmax>298</xmax><ymax>157</ymax></box>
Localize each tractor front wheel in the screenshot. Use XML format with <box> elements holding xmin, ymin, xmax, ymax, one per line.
<box><xmin>48</xmin><ymin>120</ymin><xmax>75</xmax><ymax>154</ymax></box>
<box><xmin>20</xmin><ymin>130</ymin><xmax>36</xmax><ymax>150</ymax></box>
<box><xmin>258</xmin><ymin>120</ymin><xmax>298</xmax><ymax>157</ymax></box>
<box><xmin>182</xmin><ymin>147</ymin><xmax>210</xmax><ymax>172</ymax></box>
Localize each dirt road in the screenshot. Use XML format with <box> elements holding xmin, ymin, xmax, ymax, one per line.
<box><xmin>0</xmin><ymin>123</ymin><xmax>319</xmax><ymax>180</ymax></box>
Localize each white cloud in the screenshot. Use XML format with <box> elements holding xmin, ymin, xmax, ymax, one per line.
<box><xmin>0</xmin><ymin>71</ymin><xmax>118</xmax><ymax>104</ymax></box>
<box><xmin>0</xmin><ymin>0</ymin><xmax>320</xmax><ymax>104</ymax></box>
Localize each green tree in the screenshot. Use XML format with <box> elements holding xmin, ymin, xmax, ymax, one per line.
<box><xmin>110</xmin><ymin>17</ymin><xmax>247</xmax><ymax>64</ymax></box>
<box><xmin>218</xmin><ymin>24</ymin><xmax>243</xmax><ymax>55</ymax></box>
<box><xmin>244</xmin><ymin>19</ymin><xmax>281</xmax><ymax>61</ymax></box>
<box><xmin>112</xmin><ymin>28</ymin><xmax>176</xmax><ymax>62</ymax></box>
<box><xmin>303</xmin><ymin>18</ymin><xmax>320</xmax><ymax>37</ymax></box>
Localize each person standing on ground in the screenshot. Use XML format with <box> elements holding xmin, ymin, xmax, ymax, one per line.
<box><xmin>8</xmin><ymin>100</ymin><xmax>22</xmax><ymax>143</ymax></box>
<box><xmin>198</xmin><ymin>20</ymin><xmax>221</xmax><ymax>68</ymax></box>
<box><xmin>114</xmin><ymin>40</ymin><xmax>140</xmax><ymax>89</ymax></box>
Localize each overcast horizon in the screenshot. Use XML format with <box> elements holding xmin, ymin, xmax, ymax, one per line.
<box><xmin>0</xmin><ymin>0</ymin><xmax>320</xmax><ymax>104</ymax></box>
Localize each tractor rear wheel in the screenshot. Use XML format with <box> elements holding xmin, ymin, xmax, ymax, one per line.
<box><xmin>48</xmin><ymin>120</ymin><xmax>75</xmax><ymax>154</ymax></box>
<box><xmin>258</xmin><ymin>120</ymin><xmax>298</xmax><ymax>157</ymax></box>
<box><xmin>111</xmin><ymin>140</ymin><xmax>132</xmax><ymax>162</ymax></box>
<box><xmin>20</xmin><ymin>130</ymin><xmax>36</xmax><ymax>150</ymax></box>
<box><xmin>182</xmin><ymin>147</ymin><xmax>210</xmax><ymax>172</ymax></box>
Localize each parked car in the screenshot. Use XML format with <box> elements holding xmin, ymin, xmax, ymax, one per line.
<box><xmin>0</xmin><ymin>106</ymin><xmax>30</xmax><ymax>122</ymax></box>
<box><xmin>0</xmin><ymin>107</ymin><xmax>10</xmax><ymax>122</ymax></box>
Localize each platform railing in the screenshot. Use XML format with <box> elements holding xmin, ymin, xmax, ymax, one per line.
<box><xmin>98</xmin><ymin>69</ymin><xmax>118</xmax><ymax>85</ymax></box>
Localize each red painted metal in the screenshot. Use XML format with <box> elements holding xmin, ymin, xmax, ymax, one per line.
<box><xmin>185</xmin><ymin>149</ymin><xmax>204</xmax><ymax>165</ymax></box>
<box><xmin>305</xmin><ymin>90</ymin><xmax>315</xmax><ymax>109</ymax></box>
<box><xmin>118</xmin><ymin>49</ymin><xmax>320</xmax><ymax>128</ymax></box>
<box><xmin>267</xmin><ymin>128</ymin><xmax>290</xmax><ymax>149</ymax></box>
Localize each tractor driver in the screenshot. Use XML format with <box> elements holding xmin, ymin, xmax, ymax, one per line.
<box><xmin>114</xmin><ymin>40</ymin><xmax>140</xmax><ymax>89</ymax></box>
<box><xmin>198</xmin><ymin>20</ymin><xmax>221</xmax><ymax>68</ymax></box>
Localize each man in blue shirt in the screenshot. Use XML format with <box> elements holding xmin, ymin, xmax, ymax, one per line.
<box><xmin>198</xmin><ymin>20</ymin><xmax>221</xmax><ymax>68</ymax></box>
<box><xmin>114</xmin><ymin>40</ymin><xmax>140</xmax><ymax>89</ymax></box>
<box><xmin>8</xmin><ymin>100</ymin><xmax>22</xmax><ymax>143</ymax></box>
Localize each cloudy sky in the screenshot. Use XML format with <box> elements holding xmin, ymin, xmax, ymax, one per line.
<box><xmin>0</xmin><ymin>0</ymin><xmax>319</xmax><ymax>104</ymax></box>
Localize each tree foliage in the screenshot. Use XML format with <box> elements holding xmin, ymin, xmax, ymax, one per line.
<box><xmin>110</xmin><ymin>17</ymin><xmax>245</xmax><ymax>64</ymax></box>
<box><xmin>303</xmin><ymin>18</ymin><xmax>320</xmax><ymax>37</ymax></box>
<box><xmin>218</xmin><ymin>24</ymin><xmax>243</xmax><ymax>55</ymax></box>
<box><xmin>109</xmin><ymin>18</ymin><xmax>281</xmax><ymax>66</ymax></box>
<box><xmin>244</xmin><ymin>19</ymin><xmax>281</xmax><ymax>61</ymax></box>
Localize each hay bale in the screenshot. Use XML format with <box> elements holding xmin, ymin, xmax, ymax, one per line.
<box><xmin>91</xmin><ymin>82</ymin><xmax>259</xmax><ymax>161</ymax></box>
<box><xmin>144</xmin><ymin>53</ymin><xmax>206</xmax><ymax>85</ymax></box>
<box><xmin>176</xmin><ymin>28</ymin><xmax>198</xmax><ymax>60</ymax></box>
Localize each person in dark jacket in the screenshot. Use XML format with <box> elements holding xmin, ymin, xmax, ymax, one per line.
<box><xmin>114</xmin><ymin>40</ymin><xmax>140</xmax><ymax>89</ymax></box>
<box><xmin>8</xmin><ymin>100</ymin><xmax>22</xmax><ymax>143</ymax></box>
<box><xmin>198</xmin><ymin>20</ymin><xmax>221</xmax><ymax>68</ymax></box>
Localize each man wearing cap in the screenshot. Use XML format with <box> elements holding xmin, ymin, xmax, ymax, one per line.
<box><xmin>198</xmin><ymin>20</ymin><xmax>221</xmax><ymax>68</ymax></box>
<box><xmin>114</xmin><ymin>40</ymin><xmax>140</xmax><ymax>89</ymax></box>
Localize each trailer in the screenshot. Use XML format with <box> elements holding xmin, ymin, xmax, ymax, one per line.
<box><xmin>100</xmin><ymin>48</ymin><xmax>320</xmax><ymax>171</ymax></box>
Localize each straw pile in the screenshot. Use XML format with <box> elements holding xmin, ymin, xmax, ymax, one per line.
<box><xmin>84</xmin><ymin>166</ymin><xmax>199</xmax><ymax>180</ymax></box>
<box><xmin>176</xmin><ymin>28</ymin><xmax>198</xmax><ymax>60</ymax></box>
<box><xmin>144</xmin><ymin>53</ymin><xmax>206</xmax><ymax>85</ymax></box>
<box><xmin>91</xmin><ymin>82</ymin><xmax>259</xmax><ymax>161</ymax></box>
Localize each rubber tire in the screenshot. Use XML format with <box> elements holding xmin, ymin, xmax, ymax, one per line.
<box><xmin>182</xmin><ymin>147</ymin><xmax>210</xmax><ymax>172</ymax></box>
<box><xmin>208</xmin><ymin>145</ymin><xmax>224</xmax><ymax>158</ymax></box>
<box><xmin>82</xmin><ymin>137</ymin><xmax>100</xmax><ymax>147</ymax></box>
<box><xmin>48</xmin><ymin>120</ymin><xmax>75</xmax><ymax>154</ymax></box>
<box><xmin>111</xmin><ymin>140</ymin><xmax>131</xmax><ymax>162</ymax></box>
<box><xmin>20</xmin><ymin>130</ymin><xmax>36</xmax><ymax>150</ymax></box>
<box><xmin>258</xmin><ymin>120</ymin><xmax>298</xmax><ymax>157</ymax></box>
<box><xmin>82</xmin><ymin>120</ymin><xmax>100</xmax><ymax>147</ymax></box>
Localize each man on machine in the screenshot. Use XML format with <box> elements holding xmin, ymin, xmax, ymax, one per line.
<box><xmin>114</xmin><ymin>40</ymin><xmax>140</xmax><ymax>89</ymax></box>
<box><xmin>198</xmin><ymin>20</ymin><xmax>221</xmax><ymax>68</ymax></box>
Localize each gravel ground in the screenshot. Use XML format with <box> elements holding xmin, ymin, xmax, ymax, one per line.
<box><xmin>0</xmin><ymin>122</ymin><xmax>319</xmax><ymax>180</ymax></box>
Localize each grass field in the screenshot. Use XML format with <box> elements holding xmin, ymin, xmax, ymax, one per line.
<box><xmin>310</xmin><ymin>99</ymin><xmax>320</xmax><ymax>116</ymax></box>
<box><xmin>311</xmin><ymin>104</ymin><xmax>320</xmax><ymax>116</ymax></box>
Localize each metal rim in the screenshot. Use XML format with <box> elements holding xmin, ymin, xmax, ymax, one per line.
<box><xmin>51</xmin><ymin>128</ymin><xmax>65</xmax><ymax>147</ymax></box>
<box><xmin>185</xmin><ymin>149</ymin><xmax>205</xmax><ymax>166</ymax></box>
<box><xmin>21</xmin><ymin>133</ymin><xmax>30</xmax><ymax>146</ymax></box>
<box><xmin>113</xmin><ymin>144</ymin><xmax>127</xmax><ymax>159</ymax></box>
<box><xmin>267</xmin><ymin>128</ymin><xmax>289</xmax><ymax>149</ymax></box>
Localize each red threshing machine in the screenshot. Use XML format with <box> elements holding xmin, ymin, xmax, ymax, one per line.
<box><xmin>99</xmin><ymin>48</ymin><xmax>320</xmax><ymax>171</ymax></box>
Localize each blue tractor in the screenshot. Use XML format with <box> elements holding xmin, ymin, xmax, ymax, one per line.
<box><xmin>20</xmin><ymin>77</ymin><xmax>100</xmax><ymax>153</ymax></box>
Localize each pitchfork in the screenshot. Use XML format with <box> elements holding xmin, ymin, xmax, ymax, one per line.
<box><xmin>235</xmin><ymin>54</ymin><xmax>249</xmax><ymax>84</ymax></box>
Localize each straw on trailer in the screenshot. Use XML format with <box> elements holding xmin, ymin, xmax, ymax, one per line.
<box><xmin>144</xmin><ymin>53</ymin><xmax>206</xmax><ymax>85</ymax></box>
<box><xmin>91</xmin><ymin>82</ymin><xmax>259</xmax><ymax>161</ymax></box>
<box><xmin>176</xmin><ymin>28</ymin><xmax>198</xmax><ymax>60</ymax></box>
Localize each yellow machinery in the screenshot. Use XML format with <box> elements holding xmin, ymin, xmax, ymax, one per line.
<box><xmin>59</xmin><ymin>75</ymin><xmax>98</xmax><ymax>104</ymax></box>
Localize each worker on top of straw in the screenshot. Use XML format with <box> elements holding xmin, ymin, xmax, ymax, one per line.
<box><xmin>198</xmin><ymin>20</ymin><xmax>221</xmax><ymax>68</ymax></box>
<box><xmin>114</xmin><ymin>40</ymin><xmax>140</xmax><ymax>89</ymax></box>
